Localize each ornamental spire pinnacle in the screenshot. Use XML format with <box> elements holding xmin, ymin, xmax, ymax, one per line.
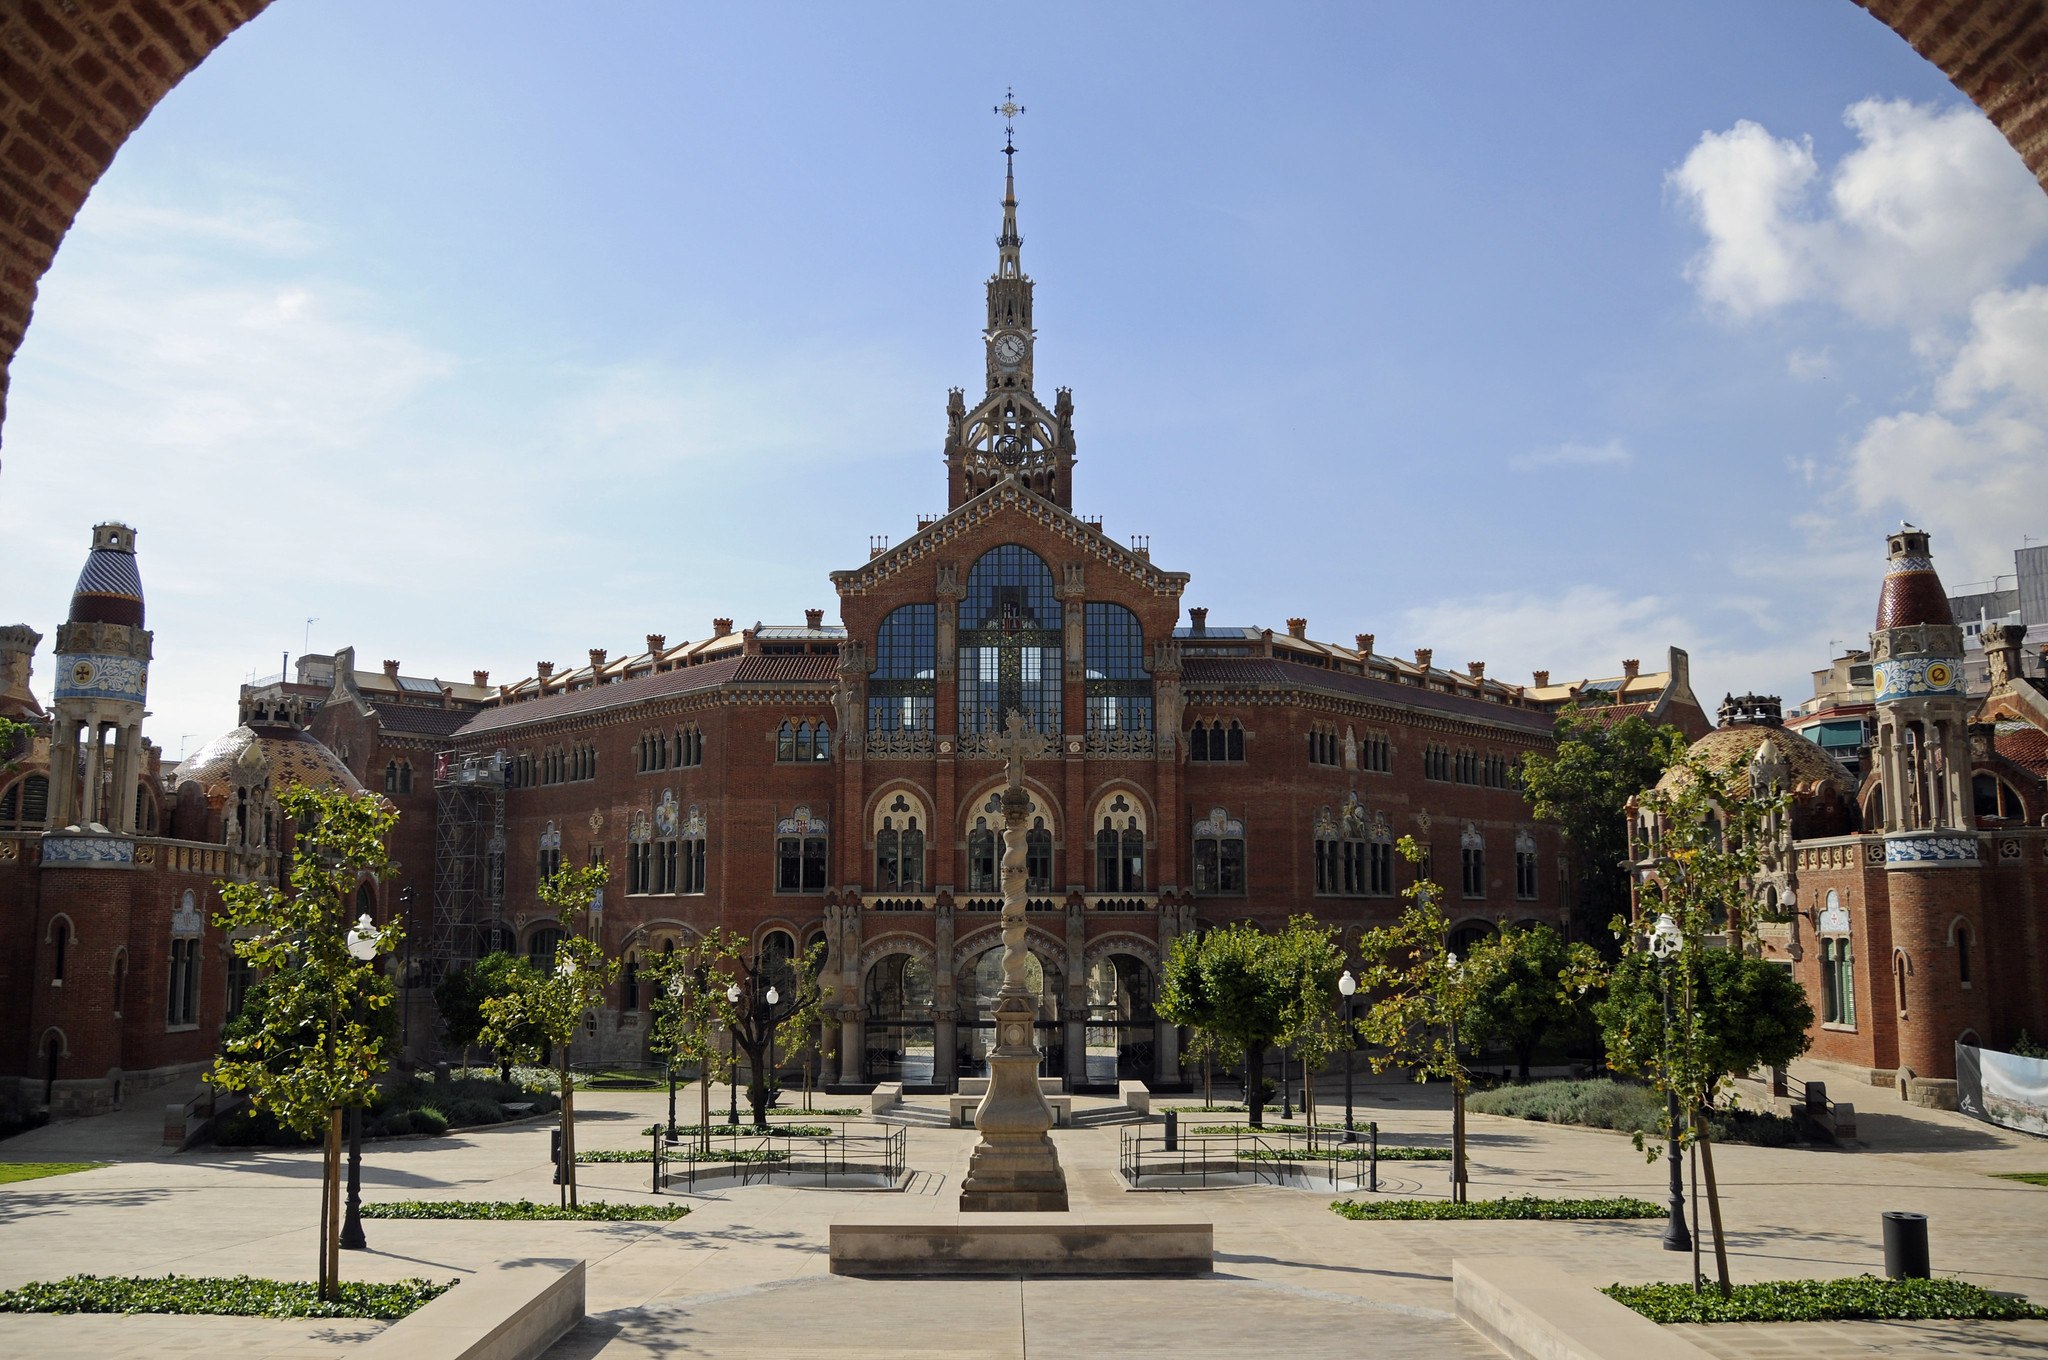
<box><xmin>994</xmin><ymin>88</ymin><xmax>1024</xmax><ymax>272</ymax></box>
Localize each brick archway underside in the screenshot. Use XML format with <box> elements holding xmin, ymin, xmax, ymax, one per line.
<box><xmin>0</xmin><ymin>1</ymin><xmax>2042</xmax><ymax>447</ymax></box>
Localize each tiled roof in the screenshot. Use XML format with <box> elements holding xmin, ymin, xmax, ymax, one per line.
<box><xmin>1181</xmin><ymin>657</ymin><xmax>1552</xmax><ymax>733</ymax></box>
<box><xmin>1994</xmin><ymin>722</ymin><xmax>2048</xmax><ymax>777</ymax></box>
<box><xmin>177</xmin><ymin>725</ymin><xmax>365</xmax><ymax>801</ymax></box>
<box><xmin>371</xmin><ymin>705</ymin><xmax>477</xmax><ymax>738</ymax></box>
<box><xmin>1660</xmin><ymin>724</ymin><xmax>1857</xmax><ymax>800</ymax></box>
<box><xmin>455</xmin><ymin>652</ymin><xmax>835</xmax><ymax>739</ymax></box>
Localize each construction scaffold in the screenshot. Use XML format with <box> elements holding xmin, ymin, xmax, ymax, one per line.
<box><xmin>429</xmin><ymin>749</ymin><xmax>506</xmax><ymax>984</ymax></box>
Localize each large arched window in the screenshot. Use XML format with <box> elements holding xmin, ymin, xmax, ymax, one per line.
<box><xmin>967</xmin><ymin>816</ymin><xmax>998</xmax><ymax>892</ymax></box>
<box><xmin>958</xmin><ymin>544</ymin><xmax>1061</xmax><ymax>736</ymax></box>
<box><xmin>870</xmin><ymin>605</ymin><xmax>937</xmax><ymax>734</ymax></box>
<box><xmin>876</xmin><ymin>813</ymin><xmax>927</xmax><ymax>891</ymax></box>
<box><xmin>1084</xmin><ymin>603</ymin><xmax>1152</xmax><ymax>733</ymax></box>
<box><xmin>1094</xmin><ymin>793</ymin><xmax>1147</xmax><ymax>892</ymax></box>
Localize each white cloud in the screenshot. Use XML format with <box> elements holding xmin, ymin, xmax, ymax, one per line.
<box><xmin>1510</xmin><ymin>438</ymin><xmax>1631</xmax><ymax>472</ymax></box>
<box><xmin>1671</xmin><ymin>99</ymin><xmax>2048</xmax><ymax>327</ymax></box>
<box><xmin>1398</xmin><ymin>585</ymin><xmax>1692</xmax><ymax>689</ymax></box>
<box><xmin>1786</xmin><ymin>346</ymin><xmax>1832</xmax><ymax>381</ymax></box>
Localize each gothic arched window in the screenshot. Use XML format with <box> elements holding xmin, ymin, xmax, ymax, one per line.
<box><xmin>1026</xmin><ymin>817</ymin><xmax>1053</xmax><ymax>891</ymax></box>
<box><xmin>1193</xmin><ymin>808</ymin><xmax>1246</xmax><ymax>896</ymax></box>
<box><xmin>871</xmin><ymin>605</ymin><xmax>937</xmax><ymax>734</ymax></box>
<box><xmin>967</xmin><ymin>817</ymin><xmax>997</xmax><ymax>893</ymax></box>
<box><xmin>876</xmin><ymin>814</ymin><xmax>927</xmax><ymax>891</ymax></box>
<box><xmin>1084</xmin><ymin>603</ymin><xmax>1152</xmax><ymax>734</ymax></box>
<box><xmin>958</xmin><ymin>545</ymin><xmax>1062</xmax><ymax>736</ymax></box>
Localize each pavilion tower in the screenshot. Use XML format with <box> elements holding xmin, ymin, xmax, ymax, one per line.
<box><xmin>944</xmin><ymin>96</ymin><xmax>1078</xmax><ymax>510</ymax></box>
<box><xmin>45</xmin><ymin>523</ymin><xmax>152</xmax><ymax>835</ymax></box>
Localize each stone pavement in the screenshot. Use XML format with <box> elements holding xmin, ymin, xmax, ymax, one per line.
<box><xmin>0</xmin><ymin>1068</ymin><xmax>2044</xmax><ymax>1358</ymax></box>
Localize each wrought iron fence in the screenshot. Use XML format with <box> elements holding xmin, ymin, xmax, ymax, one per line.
<box><xmin>652</xmin><ymin>1123</ymin><xmax>907</xmax><ymax>1193</ymax></box>
<box><xmin>1118</xmin><ymin>1122</ymin><xmax>1381</xmax><ymax>1193</ymax></box>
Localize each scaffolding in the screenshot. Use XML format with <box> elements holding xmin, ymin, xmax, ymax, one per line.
<box><xmin>430</xmin><ymin>749</ymin><xmax>506</xmax><ymax>983</ymax></box>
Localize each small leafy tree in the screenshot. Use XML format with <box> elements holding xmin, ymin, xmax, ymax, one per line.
<box><xmin>1604</xmin><ymin>751</ymin><xmax>1808</xmax><ymax>1296</ymax></box>
<box><xmin>642</xmin><ymin>929</ymin><xmax>742</xmax><ymax>1149</ymax></box>
<box><xmin>477</xmin><ymin>864</ymin><xmax>616</xmax><ymax>1207</ymax></box>
<box><xmin>1181</xmin><ymin>1024</ymin><xmax>1244</xmax><ymax>1110</ymax></box>
<box><xmin>774</xmin><ymin>940</ymin><xmax>831</xmax><ymax>1111</ymax></box>
<box><xmin>1355</xmin><ymin>836</ymin><xmax>1488</xmax><ymax>1201</ymax></box>
<box><xmin>1158</xmin><ymin>921</ymin><xmax>1289</xmax><ymax>1127</ymax></box>
<box><xmin>723</xmin><ymin>941</ymin><xmax>824</xmax><ymax>1128</ymax></box>
<box><xmin>434</xmin><ymin>951</ymin><xmax>544</xmax><ymax>1078</ymax></box>
<box><xmin>0</xmin><ymin>715</ymin><xmax>31</xmax><ymax>772</ymax></box>
<box><xmin>1460</xmin><ymin>922</ymin><xmax>1597</xmax><ymax>1082</ymax></box>
<box><xmin>1518</xmin><ymin>702</ymin><xmax>1686</xmax><ymax>951</ymax></box>
<box><xmin>1272</xmin><ymin>916</ymin><xmax>1349</xmax><ymax>1127</ymax></box>
<box><xmin>210</xmin><ymin>785</ymin><xmax>402</xmax><ymax>1300</ymax></box>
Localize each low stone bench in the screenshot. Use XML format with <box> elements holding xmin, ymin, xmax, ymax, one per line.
<box><xmin>830</xmin><ymin>1216</ymin><xmax>1211</xmax><ymax>1277</ymax></box>
<box><xmin>1453</xmin><ymin>1256</ymin><xmax>1713</xmax><ymax>1360</ymax></box>
<box><xmin>948</xmin><ymin>1093</ymin><xmax>1071</xmax><ymax>1127</ymax></box>
<box><xmin>955</xmin><ymin>1076</ymin><xmax>1063</xmax><ymax>1098</ymax></box>
<box><xmin>355</xmin><ymin>1258</ymin><xmax>584</xmax><ymax>1360</ymax></box>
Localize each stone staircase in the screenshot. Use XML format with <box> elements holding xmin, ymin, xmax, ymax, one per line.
<box><xmin>873</xmin><ymin>1103</ymin><xmax>955</xmax><ymax>1129</ymax></box>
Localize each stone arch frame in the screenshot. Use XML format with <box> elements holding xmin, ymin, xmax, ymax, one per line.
<box><xmin>1957</xmin><ymin>1027</ymin><xmax>1982</xmax><ymax>1049</ymax></box>
<box><xmin>1083</xmin><ymin>932</ymin><xmax>1160</xmax><ymax>980</ymax></box>
<box><xmin>866</xmin><ymin>780</ymin><xmax>935</xmax><ymax>835</ymax></box>
<box><xmin>1447</xmin><ymin>916</ymin><xmax>1494</xmax><ymax>956</ymax></box>
<box><xmin>755</xmin><ymin>918</ymin><xmax>802</xmax><ymax>955</ymax></box>
<box><xmin>43</xmin><ymin>910</ymin><xmax>76</xmax><ymax>947</ymax></box>
<box><xmin>958</xmin><ymin>775</ymin><xmax>1062</xmax><ymax>842</ymax></box>
<box><xmin>1086</xmin><ymin>780</ymin><xmax>1153</xmax><ymax>834</ymax></box>
<box><xmin>868</xmin><ymin>781</ymin><xmax>934</xmax><ymax>892</ymax></box>
<box><xmin>523</xmin><ymin>917</ymin><xmax>565</xmax><ymax>957</ymax></box>
<box><xmin>38</xmin><ymin>1024</ymin><xmax>67</xmax><ymax>1059</ymax></box>
<box><xmin>952</xmin><ymin>923</ymin><xmax>1068</xmax><ymax>989</ymax></box>
<box><xmin>1893</xmin><ymin>948</ymin><xmax>1914</xmax><ymax>1017</ymax></box>
<box><xmin>859</xmin><ymin>933</ymin><xmax>936</xmax><ymax>983</ymax></box>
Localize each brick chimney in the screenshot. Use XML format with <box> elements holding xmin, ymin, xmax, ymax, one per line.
<box><xmin>1622</xmin><ymin>658</ymin><xmax>1641</xmax><ymax>680</ymax></box>
<box><xmin>1467</xmin><ymin>661</ymin><xmax>1485</xmax><ymax>679</ymax></box>
<box><xmin>472</xmin><ymin>670</ymin><xmax>489</xmax><ymax>688</ymax></box>
<box><xmin>1188</xmin><ymin>607</ymin><xmax>1208</xmax><ymax>634</ymax></box>
<box><xmin>382</xmin><ymin>659</ymin><xmax>400</xmax><ymax>678</ymax></box>
<box><xmin>806</xmin><ymin>608</ymin><xmax>825</xmax><ymax>628</ymax></box>
<box><xmin>645</xmin><ymin>633</ymin><xmax>666</xmax><ymax>656</ymax></box>
<box><xmin>588</xmin><ymin>648</ymin><xmax>607</xmax><ymax>671</ymax></box>
<box><xmin>535</xmin><ymin>661</ymin><xmax>554</xmax><ymax>680</ymax></box>
<box><xmin>1355</xmin><ymin>633</ymin><xmax>1374</xmax><ymax>656</ymax></box>
<box><xmin>1414</xmin><ymin>648</ymin><xmax>1433</xmax><ymax>671</ymax></box>
<box><xmin>713</xmin><ymin>617</ymin><xmax>734</xmax><ymax>638</ymax></box>
<box><xmin>1286</xmin><ymin>617</ymin><xmax>1308</xmax><ymax>639</ymax></box>
<box><xmin>1532</xmin><ymin>669</ymin><xmax>1550</xmax><ymax>687</ymax></box>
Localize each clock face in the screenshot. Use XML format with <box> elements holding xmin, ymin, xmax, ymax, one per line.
<box><xmin>993</xmin><ymin>333</ymin><xmax>1027</xmax><ymax>367</ymax></box>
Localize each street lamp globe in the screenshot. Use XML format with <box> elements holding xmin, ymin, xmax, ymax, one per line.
<box><xmin>1648</xmin><ymin>913</ymin><xmax>1682</xmax><ymax>960</ymax></box>
<box><xmin>344</xmin><ymin>913</ymin><xmax>378</xmax><ymax>962</ymax></box>
<box><xmin>765</xmin><ymin>985</ymin><xmax>779</xmax><ymax>1006</ymax></box>
<box><xmin>726</xmin><ymin>982</ymin><xmax>742</xmax><ymax>1005</ymax></box>
<box><xmin>1338</xmin><ymin>970</ymin><xmax>1357</xmax><ymax>998</ymax></box>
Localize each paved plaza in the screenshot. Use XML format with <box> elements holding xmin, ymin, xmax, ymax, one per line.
<box><xmin>1</xmin><ymin>1064</ymin><xmax>2045</xmax><ymax>1358</ymax></box>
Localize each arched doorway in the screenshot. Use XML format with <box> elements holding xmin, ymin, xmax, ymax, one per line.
<box><xmin>863</xmin><ymin>951</ymin><xmax>934</xmax><ymax>1083</ymax></box>
<box><xmin>957</xmin><ymin>942</ymin><xmax>1063</xmax><ymax>1081</ymax></box>
<box><xmin>1084</xmin><ymin>952</ymin><xmax>1156</xmax><ymax>1084</ymax></box>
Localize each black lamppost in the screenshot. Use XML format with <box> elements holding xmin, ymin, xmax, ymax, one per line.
<box><xmin>1648</xmin><ymin>912</ymin><xmax>1693</xmax><ymax>1253</ymax></box>
<box><xmin>1281</xmin><ymin>1047</ymin><xmax>1293</xmax><ymax>1121</ymax></box>
<box><xmin>665</xmin><ymin>976</ymin><xmax>683</xmax><ymax>1136</ymax></box>
<box><xmin>1338</xmin><ymin>969</ymin><xmax>1359</xmax><ymax>1141</ymax></box>
<box><xmin>340</xmin><ymin>910</ymin><xmax>379</xmax><ymax>1252</ymax></box>
<box><xmin>725</xmin><ymin>980</ymin><xmax>741</xmax><ymax>1126</ymax></box>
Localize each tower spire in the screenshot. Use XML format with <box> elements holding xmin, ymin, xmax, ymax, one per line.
<box><xmin>994</xmin><ymin>88</ymin><xmax>1025</xmax><ymax>278</ymax></box>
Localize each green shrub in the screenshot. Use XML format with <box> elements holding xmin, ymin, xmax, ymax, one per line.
<box><xmin>213</xmin><ymin>1107</ymin><xmax>315</xmax><ymax>1148</ymax></box>
<box><xmin>641</xmin><ymin>1124</ymin><xmax>833</xmax><ymax>1138</ymax></box>
<box><xmin>1330</xmin><ymin>1194</ymin><xmax>1664</xmax><ymax>1221</ymax></box>
<box><xmin>1605</xmin><ymin>1275</ymin><xmax>2048</xmax><ymax>1324</ymax></box>
<box><xmin>1238</xmin><ymin>1146</ymin><xmax>1450</xmax><ymax>1163</ymax></box>
<box><xmin>1994</xmin><ymin>1172</ymin><xmax>2048</xmax><ymax>1188</ymax></box>
<box><xmin>1465</xmin><ymin>1078</ymin><xmax>1803</xmax><ymax>1146</ymax></box>
<box><xmin>374</xmin><ymin>1111</ymin><xmax>414</xmax><ymax>1138</ymax></box>
<box><xmin>359</xmin><ymin>1198</ymin><xmax>686</xmax><ymax>1222</ymax></box>
<box><xmin>0</xmin><ymin>1273</ymin><xmax>451</xmax><ymax>1320</ymax></box>
<box><xmin>0</xmin><ymin>1162</ymin><xmax>105</xmax><ymax>1185</ymax></box>
<box><xmin>442</xmin><ymin>1098</ymin><xmax>503</xmax><ymax>1128</ymax></box>
<box><xmin>409</xmin><ymin>1106</ymin><xmax>450</xmax><ymax>1137</ymax></box>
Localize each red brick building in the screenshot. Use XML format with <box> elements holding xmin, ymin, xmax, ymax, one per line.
<box><xmin>3</xmin><ymin>156</ymin><xmax>1711</xmax><ymax>1110</ymax></box>
<box><xmin>1640</xmin><ymin>530</ymin><xmax>2048</xmax><ymax>1108</ymax></box>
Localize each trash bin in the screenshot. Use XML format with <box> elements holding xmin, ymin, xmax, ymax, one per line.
<box><xmin>1882</xmin><ymin>1211</ymin><xmax>1929</xmax><ymax>1279</ymax></box>
<box><xmin>1163</xmin><ymin>1111</ymin><xmax>1178</xmax><ymax>1152</ymax></box>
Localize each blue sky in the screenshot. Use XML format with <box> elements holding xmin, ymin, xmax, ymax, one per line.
<box><xmin>5</xmin><ymin>2</ymin><xmax>2048</xmax><ymax>756</ymax></box>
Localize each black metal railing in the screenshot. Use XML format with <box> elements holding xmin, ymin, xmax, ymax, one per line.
<box><xmin>652</xmin><ymin>1123</ymin><xmax>907</xmax><ymax>1193</ymax></box>
<box><xmin>1118</xmin><ymin>1121</ymin><xmax>1382</xmax><ymax>1193</ymax></box>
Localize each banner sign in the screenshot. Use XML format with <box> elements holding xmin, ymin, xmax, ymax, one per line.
<box><xmin>1956</xmin><ymin>1043</ymin><xmax>2048</xmax><ymax>1138</ymax></box>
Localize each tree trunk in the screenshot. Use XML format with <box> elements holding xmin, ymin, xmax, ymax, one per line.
<box><xmin>322</xmin><ymin>1106</ymin><xmax>343</xmax><ymax>1298</ymax></box>
<box><xmin>558</xmin><ymin>1051</ymin><xmax>577</xmax><ymax>1208</ymax></box>
<box><xmin>1202</xmin><ymin>1052</ymin><xmax>1212</xmax><ymax>1110</ymax></box>
<box><xmin>699</xmin><ymin>1064</ymin><xmax>711</xmax><ymax>1155</ymax></box>
<box><xmin>1244</xmin><ymin>1043</ymin><xmax>1266</xmax><ymax>1127</ymax></box>
<box><xmin>1694</xmin><ymin>1107</ymin><xmax>1731</xmax><ymax>1298</ymax></box>
<box><xmin>1304</xmin><ymin>1066</ymin><xmax>1317</xmax><ymax>1130</ymax></box>
<box><xmin>1517</xmin><ymin>1042</ymin><xmax>1534</xmax><ymax>1084</ymax></box>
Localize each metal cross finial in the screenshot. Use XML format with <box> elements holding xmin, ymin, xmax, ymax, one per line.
<box><xmin>991</xmin><ymin>710</ymin><xmax>1044</xmax><ymax>792</ymax></box>
<box><xmin>994</xmin><ymin>87</ymin><xmax>1025</xmax><ymax>156</ymax></box>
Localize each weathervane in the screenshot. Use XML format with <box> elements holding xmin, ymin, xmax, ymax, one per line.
<box><xmin>994</xmin><ymin>86</ymin><xmax>1025</xmax><ymax>164</ymax></box>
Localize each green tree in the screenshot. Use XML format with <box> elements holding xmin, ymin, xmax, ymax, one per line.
<box><xmin>1158</xmin><ymin>921</ymin><xmax>1290</xmax><ymax>1127</ymax></box>
<box><xmin>642</xmin><ymin>929</ymin><xmax>743</xmax><ymax>1149</ymax></box>
<box><xmin>774</xmin><ymin>940</ymin><xmax>831</xmax><ymax>1111</ymax></box>
<box><xmin>1602</xmin><ymin>750</ymin><xmax>1808</xmax><ymax>1297</ymax></box>
<box><xmin>477</xmin><ymin>864</ymin><xmax>616</xmax><ymax>1207</ymax></box>
<box><xmin>210</xmin><ymin>785</ymin><xmax>402</xmax><ymax>1300</ymax></box>
<box><xmin>1272</xmin><ymin>916</ymin><xmax>1349</xmax><ymax>1127</ymax></box>
<box><xmin>1460</xmin><ymin>922</ymin><xmax>1598</xmax><ymax>1083</ymax></box>
<box><xmin>1181</xmin><ymin>1025</ymin><xmax>1243</xmax><ymax>1111</ymax></box>
<box><xmin>723</xmin><ymin>940</ymin><xmax>824</xmax><ymax>1128</ymax></box>
<box><xmin>1517</xmin><ymin>702</ymin><xmax>1687</xmax><ymax>951</ymax></box>
<box><xmin>0</xmin><ymin>715</ymin><xmax>31</xmax><ymax>773</ymax></box>
<box><xmin>435</xmin><ymin>951</ymin><xmax>544</xmax><ymax>1078</ymax></box>
<box><xmin>1355</xmin><ymin>837</ymin><xmax>1489</xmax><ymax>1201</ymax></box>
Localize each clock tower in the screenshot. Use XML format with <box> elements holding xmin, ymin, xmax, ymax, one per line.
<box><xmin>945</xmin><ymin>94</ymin><xmax>1077</xmax><ymax>511</ymax></box>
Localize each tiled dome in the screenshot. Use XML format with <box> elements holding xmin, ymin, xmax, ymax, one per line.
<box><xmin>1874</xmin><ymin>526</ymin><xmax>1953</xmax><ymax>632</ymax></box>
<box><xmin>1657</xmin><ymin>722</ymin><xmax>1859</xmax><ymax>801</ymax></box>
<box><xmin>175</xmin><ymin>725</ymin><xmax>365</xmax><ymax>801</ymax></box>
<box><xmin>66</xmin><ymin>522</ymin><xmax>145</xmax><ymax>629</ymax></box>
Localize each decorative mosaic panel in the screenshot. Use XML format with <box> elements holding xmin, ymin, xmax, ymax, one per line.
<box><xmin>1874</xmin><ymin>655</ymin><xmax>1960</xmax><ymax>702</ymax></box>
<box><xmin>1883</xmin><ymin>833</ymin><xmax>1979</xmax><ymax>865</ymax></box>
<box><xmin>53</xmin><ymin>653</ymin><xmax>145</xmax><ymax>702</ymax></box>
<box><xmin>41</xmin><ymin>833</ymin><xmax>135</xmax><ymax>867</ymax></box>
